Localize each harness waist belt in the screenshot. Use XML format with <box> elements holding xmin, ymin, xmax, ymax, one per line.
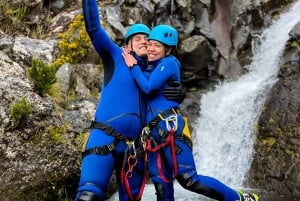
<box><xmin>83</xmin><ymin>120</ymin><xmax>144</xmax><ymax>157</ymax></box>
<box><xmin>90</xmin><ymin>120</ymin><xmax>130</xmax><ymax>141</ymax></box>
<box><xmin>82</xmin><ymin>140</ymin><xmax>118</xmax><ymax>157</ymax></box>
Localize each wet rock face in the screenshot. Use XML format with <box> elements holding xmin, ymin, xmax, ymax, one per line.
<box><xmin>248</xmin><ymin>22</ymin><xmax>300</xmax><ymax>194</ymax></box>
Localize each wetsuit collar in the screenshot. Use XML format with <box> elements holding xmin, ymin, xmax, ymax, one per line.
<box><xmin>130</xmin><ymin>51</ymin><xmax>148</xmax><ymax>70</ymax></box>
<box><xmin>148</xmin><ymin>59</ymin><xmax>161</xmax><ymax>67</ymax></box>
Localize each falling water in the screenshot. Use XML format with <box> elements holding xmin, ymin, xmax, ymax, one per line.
<box><xmin>109</xmin><ymin>1</ymin><xmax>300</xmax><ymax>200</ymax></box>
<box><xmin>192</xmin><ymin>0</ymin><xmax>300</xmax><ymax>187</ymax></box>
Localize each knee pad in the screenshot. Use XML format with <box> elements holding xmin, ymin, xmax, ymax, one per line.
<box><xmin>77</xmin><ymin>191</ymin><xmax>100</xmax><ymax>201</ymax></box>
<box><xmin>154</xmin><ymin>183</ymin><xmax>166</xmax><ymax>201</ymax></box>
<box><xmin>177</xmin><ymin>173</ymin><xmax>224</xmax><ymax>200</ymax></box>
<box><xmin>177</xmin><ymin>173</ymin><xmax>194</xmax><ymax>189</ymax></box>
<box><xmin>154</xmin><ymin>182</ymin><xmax>175</xmax><ymax>201</ymax></box>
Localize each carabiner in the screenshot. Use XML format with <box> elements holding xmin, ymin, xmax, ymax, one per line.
<box><xmin>163</xmin><ymin>115</ymin><xmax>178</xmax><ymax>131</ymax></box>
<box><xmin>141</xmin><ymin>126</ymin><xmax>150</xmax><ymax>144</ymax></box>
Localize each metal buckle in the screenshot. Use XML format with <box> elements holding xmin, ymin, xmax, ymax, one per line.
<box><xmin>90</xmin><ymin>120</ymin><xmax>95</xmax><ymax>129</ymax></box>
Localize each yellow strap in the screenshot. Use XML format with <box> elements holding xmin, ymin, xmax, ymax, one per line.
<box><xmin>81</xmin><ymin>132</ymin><xmax>90</xmax><ymax>152</ymax></box>
<box><xmin>158</xmin><ymin>113</ymin><xmax>163</xmax><ymax>120</ymax></box>
<box><xmin>171</xmin><ymin>108</ymin><xmax>177</xmax><ymax>114</ymax></box>
<box><xmin>182</xmin><ymin>117</ymin><xmax>192</xmax><ymax>141</ymax></box>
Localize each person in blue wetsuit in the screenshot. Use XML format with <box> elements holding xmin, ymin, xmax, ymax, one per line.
<box><xmin>77</xmin><ymin>1</ymin><xmax>185</xmax><ymax>201</ymax></box>
<box><xmin>122</xmin><ymin>24</ymin><xmax>259</xmax><ymax>201</ymax></box>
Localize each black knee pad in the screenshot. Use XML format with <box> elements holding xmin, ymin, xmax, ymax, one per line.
<box><xmin>177</xmin><ymin>173</ymin><xmax>224</xmax><ymax>200</ymax></box>
<box><xmin>177</xmin><ymin>173</ymin><xmax>194</xmax><ymax>188</ymax></box>
<box><xmin>154</xmin><ymin>183</ymin><xmax>167</xmax><ymax>201</ymax></box>
<box><xmin>77</xmin><ymin>191</ymin><xmax>100</xmax><ymax>201</ymax></box>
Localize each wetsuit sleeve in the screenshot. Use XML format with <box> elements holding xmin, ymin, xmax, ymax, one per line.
<box><xmin>82</xmin><ymin>0</ymin><xmax>119</xmax><ymax>56</ymax></box>
<box><xmin>131</xmin><ymin>59</ymin><xmax>179</xmax><ymax>94</ymax></box>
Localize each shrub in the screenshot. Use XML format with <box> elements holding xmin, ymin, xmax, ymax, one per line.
<box><xmin>0</xmin><ymin>1</ymin><xmax>28</xmax><ymax>35</ymax></box>
<box><xmin>290</xmin><ymin>40</ymin><xmax>300</xmax><ymax>52</ymax></box>
<box><xmin>10</xmin><ymin>96</ymin><xmax>32</xmax><ymax>127</ymax></box>
<box><xmin>29</xmin><ymin>58</ymin><xmax>57</xmax><ymax>96</ymax></box>
<box><xmin>48</xmin><ymin>126</ymin><xmax>66</xmax><ymax>145</ymax></box>
<box><xmin>54</xmin><ymin>14</ymin><xmax>92</xmax><ymax>67</ymax></box>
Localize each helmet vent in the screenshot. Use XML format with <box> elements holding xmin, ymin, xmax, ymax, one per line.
<box><xmin>164</xmin><ymin>32</ymin><xmax>172</xmax><ymax>38</ymax></box>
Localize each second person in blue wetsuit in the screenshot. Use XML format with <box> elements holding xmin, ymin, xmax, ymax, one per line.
<box><xmin>122</xmin><ymin>24</ymin><xmax>259</xmax><ymax>201</ymax></box>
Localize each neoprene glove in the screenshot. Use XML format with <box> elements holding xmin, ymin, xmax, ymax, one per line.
<box><xmin>163</xmin><ymin>80</ymin><xmax>186</xmax><ymax>104</ymax></box>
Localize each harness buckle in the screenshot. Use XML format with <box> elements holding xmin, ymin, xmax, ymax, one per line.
<box><xmin>95</xmin><ymin>146</ymin><xmax>106</xmax><ymax>155</ymax></box>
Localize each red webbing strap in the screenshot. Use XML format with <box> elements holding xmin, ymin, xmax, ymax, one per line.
<box><xmin>170</xmin><ymin>129</ymin><xmax>178</xmax><ymax>179</ymax></box>
<box><xmin>146</xmin><ymin>128</ymin><xmax>178</xmax><ymax>183</ymax></box>
<box><xmin>156</xmin><ymin>152</ymin><xmax>171</xmax><ymax>183</ymax></box>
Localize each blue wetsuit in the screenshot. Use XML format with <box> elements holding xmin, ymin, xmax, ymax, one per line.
<box><xmin>76</xmin><ymin>0</ymin><xmax>147</xmax><ymax>200</ymax></box>
<box><xmin>130</xmin><ymin>55</ymin><xmax>241</xmax><ymax>201</ymax></box>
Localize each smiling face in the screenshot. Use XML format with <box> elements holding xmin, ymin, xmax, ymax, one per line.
<box><xmin>147</xmin><ymin>40</ymin><xmax>171</xmax><ymax>61</ymax></box>
<box><xmin>126</xmin><ymin>34</ymin><xmax>148</xmax><ymax>57</ymax></box>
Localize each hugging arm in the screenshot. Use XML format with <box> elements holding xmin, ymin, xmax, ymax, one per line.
<box><xmin>164</xmin><ymin>80</ymin><xmax>185</xmax><ymax>104</ymax></box>
<box><xmin>122</xmin><ymin>51</ymin><xmax>185</xmax><ymax>103</ymax></box>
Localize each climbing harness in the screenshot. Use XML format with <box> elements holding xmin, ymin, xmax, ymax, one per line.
<box><xmin>145</xmin><ymin>108</ymin><xmax>180</xmax><ymax>183</ymax></box>
<box><xmin>83</xmin><ymin>120</ymin><xmax>148</xmax><ymax>200</ymax></box>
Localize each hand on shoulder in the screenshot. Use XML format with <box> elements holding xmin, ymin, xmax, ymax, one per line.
<box><xmin>122</xmin><ymin>50</ymin><xmax>137</xmax><ymax>68</ymax></box>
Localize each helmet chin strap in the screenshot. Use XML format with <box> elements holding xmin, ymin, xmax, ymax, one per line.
<box><xmin>130</xmin><ymin>39</ymin><xmax>134</xmax><ymax>51</ymax></box>
<box><xmin>129</xmin><ymin>39</ymin><xmax>138</xmax><ymax>56</ymax></box>
<box><xmin>130</xmin><ymin>50</ymin><xmax>137</xmax><ymax>57</ymax></box>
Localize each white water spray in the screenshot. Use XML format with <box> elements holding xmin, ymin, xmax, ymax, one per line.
<box><xmin>193</xmin><ymin>0</ymin><xmax>300</xmax><ymax>187</ymax></box>
<box><xmin>109</xmin><ymin>1</ymin><xmax>300</xmax><ymax>200</ymax></box>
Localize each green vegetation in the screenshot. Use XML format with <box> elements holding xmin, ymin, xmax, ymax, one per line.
<box><xmin>289</xmin><ymin>40</ymin><xmax>300</xmax><ymax>52</ymax></box>
<box><xmin>261</xmin><ymin>137</ymin><xmax>276</xmax><ymax>146</ymax></box>
<box><xmin>0</xmin><ymin>2</ymin><xmax>28</xmax><ymax>22</ymax></box>
<box><xmin>29</xmin><ymin>58</ymin><xmax>57</xmax><ymax>96</ymax></box>
<box><xmin>47</xmin><ymin>125</ymin><xmax>66</xmax><ymax>144</ymax></box>
<box><xmin>0</xmin><ymin>1</ymin><xmax>28</xmax><ymax>34</ymax></box>
<box><xmin>10</xmin><ymin>96</ymin><xmax>32</xmax><ymax>127</ymax></box>
<box><xmin>0</xmin><ymin>1</ymin><xmax>52</xmax><ymax>38</ymax></box>
<box><xmin>54</xmin><ymin>14</ymin><xmax>92</xmax><ymax>68</ymax></box>
<box><xmin>268</xmin><ymin>117</ymin><xmax>276</xmax><ymax>124</ymax></box>
<box><xmin>75</xmin><ymin>132</ymin><xmax>89</xmax><ymax>152</ymax></box>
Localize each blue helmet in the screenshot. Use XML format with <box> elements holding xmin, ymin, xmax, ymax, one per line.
<box><xmin>125</xmin><ymin>24</ymin><xmax>150</xmax><ymax>44</ymax></box>
<box><xmin>148</xmin><ymin>25</ymin><xmax>178</xmax><ymax>48</ymax></box>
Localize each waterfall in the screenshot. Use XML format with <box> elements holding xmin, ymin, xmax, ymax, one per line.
<box><xmin>109</xmin><ymin>1</ymin><xmax>300</xmax><ymax>200</ymax></box>
<box><xmin>192</xmin><ymin>0</ymin><xmax>300</xmax><ymax>187</ymax></box>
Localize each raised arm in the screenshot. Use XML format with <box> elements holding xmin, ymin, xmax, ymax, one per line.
<box><xmin>82</xmin><ymin>0</ymin><xmax>119</xmax><ymax>55</ymax></box>
<box><xmin>82</xmin><ymin>0</ymin><xmax>100</xmax><ymax>40</ymax></box>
